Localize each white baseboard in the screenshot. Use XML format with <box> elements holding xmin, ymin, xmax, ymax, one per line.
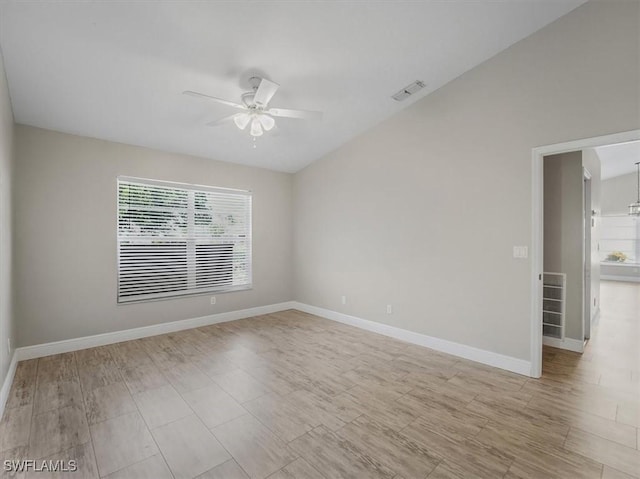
<box><xmin>0</xmin><ymin>351</ymin><xmax>18</xmax><ymax>420</ymax></box>
<box><xmin>292</xmin><ymin>302</ymin><xmax>532</xmax><ymax>377</ymax></box>
<box><xmin>543</xmin><ymin>336</ymin><xmax>584</xmax><ymax>353</ymax></box>
<box><xmin>10</xmin><ymin>299</ymin><xmax>532</xmax><ymax>381</ymax></box>
<box><xmin>15</xmin><ymin>301</ymin><xmax>296</xmax><ymax>361</ymax></box>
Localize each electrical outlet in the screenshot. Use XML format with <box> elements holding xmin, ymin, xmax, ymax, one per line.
<box><xmin>386</xmin><ymin>304</ymin><xmax>393</xmax><ymax>314</ymax></box>
<box><xmin>341</xmin><ymin>295</ymin><xmax>346</xmax><ymax>305</ymax></box>
<box><xmin>210</xmin><ymin>296</ymin><xmax>216</xmax><ymax>305</ymax></box>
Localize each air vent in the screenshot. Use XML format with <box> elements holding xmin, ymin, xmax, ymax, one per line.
<box><xmin>392</xmin><ymin>80</ymin><xmax>426</xmax><ymax>101</ymax></box>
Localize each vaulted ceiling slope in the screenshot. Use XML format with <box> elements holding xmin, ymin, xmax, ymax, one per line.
<box><xmin>597</xmin><ymin>141</ymin><xmax>640</xmax><ymax>180</ymax></box>
<box><xmin>0</xmin><ymin>1</ymin><xmax>586</xmax><ymax>172</ymax></box>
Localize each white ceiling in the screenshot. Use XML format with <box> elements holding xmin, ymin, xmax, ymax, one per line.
<box><xmin>596</xmin><ymin>141</ymin><xmax>640</xmax><ymax>180</ymax></box>
<box><xmin>0</xmin><ymin>1</ymin><xmax>585</xmax><ymax>173</ymax></box>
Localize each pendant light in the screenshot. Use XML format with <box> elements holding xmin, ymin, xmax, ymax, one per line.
<box><xmin>630</xmin><ymin>162</ymin><xmax>640</xmax><ymax>216</ymax></box>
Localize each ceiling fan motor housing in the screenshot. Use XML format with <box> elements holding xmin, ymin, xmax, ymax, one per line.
<box><xmin>242</xmin><ymin>77</ymin><xmax>266</xmax><ymax>108</ymax></box>
<box><xmin>241</xmin><ymin>92</ymin><xmax>259</xmax><ymax>109</ymax></box>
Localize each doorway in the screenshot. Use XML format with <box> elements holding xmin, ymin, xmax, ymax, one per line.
<box><xmin>530</xmin><ymin>129</ymin><xmax>640</xmax><ymax>378</ymax></box>
<box><xmin>540</xmin><ymin>151</ymin><xmax>589</xmax><ymax>354</ymax></box>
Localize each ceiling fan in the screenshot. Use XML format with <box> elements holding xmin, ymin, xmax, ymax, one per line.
<box><xmin>183</xmin><ymin>76</ymin><xmax>323</xmax><ymax>137</ymax></box>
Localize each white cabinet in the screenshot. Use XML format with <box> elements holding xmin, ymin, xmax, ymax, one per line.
<box><xmin>542</xmin><ymin>272</ymin><xmax>566</xmax><ymax>340</ymax></box>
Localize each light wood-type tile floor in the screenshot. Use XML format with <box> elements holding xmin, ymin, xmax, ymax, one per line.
<box><xmin>0</xmin><ymin>281</ymin><xmax>638</xmax><ymax>478</ymax></box>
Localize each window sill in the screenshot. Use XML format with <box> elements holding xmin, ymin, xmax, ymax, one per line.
<box><xmin>600</xmin><ymin>262</ymin><xmax>640</xmax><ymax>267</ymax></box>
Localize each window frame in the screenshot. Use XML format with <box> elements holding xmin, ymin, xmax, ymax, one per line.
<box><xmin>116</xmin><ymin>176</ymin><xmax>252</xmax><ymax>304</ymax></box>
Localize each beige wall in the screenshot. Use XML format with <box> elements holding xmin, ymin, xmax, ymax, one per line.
<box><xmin>0</xmin><ymin>47</ymin><xmax>14</xmax><ymax>385</ymax></box>
<box><xmin>14</xmin><ymin>125</ymin><xmax>293</xmax><ymax>347</ymax></box>
<box><xmin>602</xmin><ymin>172</ymin><xmax>637</xmax><ymax>215</ymax></box>
<box><xmin>293</xmin><ymin>1</ymin><xmax>639</xmax><ymax>361</ymax></box>
<box><xmin>544</xmin><ymin>152</ymin><xmax>584</xmax><ymax>341</ymax></box>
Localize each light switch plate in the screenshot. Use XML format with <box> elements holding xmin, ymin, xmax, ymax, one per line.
<box><xmin>513</xmin><ymin>246</ymin><xmax>528</xmax><ymax>259</ymax></box>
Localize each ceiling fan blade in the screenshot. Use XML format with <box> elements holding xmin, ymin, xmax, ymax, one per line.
<box><xmin>253</xmin><ymin>79</ymin><xmax>280</xmax><ymax>107</ymax></box>
<box><xmin>205</xmin><ymin>114</ymin><xmax>240</xmax><ymax>127</ymax></box>
<box><xmin>183</xmin><ymin>90</ymin><xmax>247</xmax><ymax>110</ymax></box>
<box><xmin>267</xmin><ymin>107</ymin><xmax>323</xmax><ymax>120</ymax></box>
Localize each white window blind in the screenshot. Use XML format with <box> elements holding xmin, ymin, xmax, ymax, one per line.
<box><xmin>117</xmin><ymin>177</ymin><xmax>251</xmax><ymax>303</ymax></box>
<box><xmin>600</xmin><ymin>214</ymin><xmax>640</xmax><ymax>264</ymax></box>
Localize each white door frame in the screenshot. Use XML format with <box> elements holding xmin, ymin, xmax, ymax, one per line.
<box><xmin>530</xmin><ymin>129</ymin><xmax>640</xmax><ymax>378</ymax></box>
<box><xmin>583</xmin><ymin>168</ymin><xmax>592</xmax><ymax>341</ymax></box>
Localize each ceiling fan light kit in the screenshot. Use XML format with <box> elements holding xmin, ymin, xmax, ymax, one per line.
<box><xmin>184</xmin><ymin>76</ymin><xmax>323</xmax><ymax>138</ymax></box>
<box><xmin>233</xmin><ymin>113</ymin><xmax>251</xmax><ymax>130</ymax></box>
<box><xmin>250</xmin><ymin>118</ymin><xmax>263</xmax><ymax>137</ymax></box>
<box><xmin>259</xmin><ymin>114</ymin><xmax>275</xmax><ymax>131</ymax></box>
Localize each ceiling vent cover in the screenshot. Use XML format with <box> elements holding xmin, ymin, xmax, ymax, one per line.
<box><xmin>392</xmin><ymin>80</ymin><xmax>426</xmax><ymax>101</ymax></box>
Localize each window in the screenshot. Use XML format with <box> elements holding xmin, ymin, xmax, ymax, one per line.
<box><xmin>600</xmin><ymin>214</ymin><xmax>640</xmax><ymax>264</ymax></box>
<box><xmin>117</xmin><ymin>177</ymin><xmax>251</xmax><ymax>303</ymax></box>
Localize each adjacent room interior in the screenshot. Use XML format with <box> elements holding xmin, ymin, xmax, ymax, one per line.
<box><xmin>0</xmin><ymin>1</ymin><xmax>638</xmax><ymax>478</ymax></box>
